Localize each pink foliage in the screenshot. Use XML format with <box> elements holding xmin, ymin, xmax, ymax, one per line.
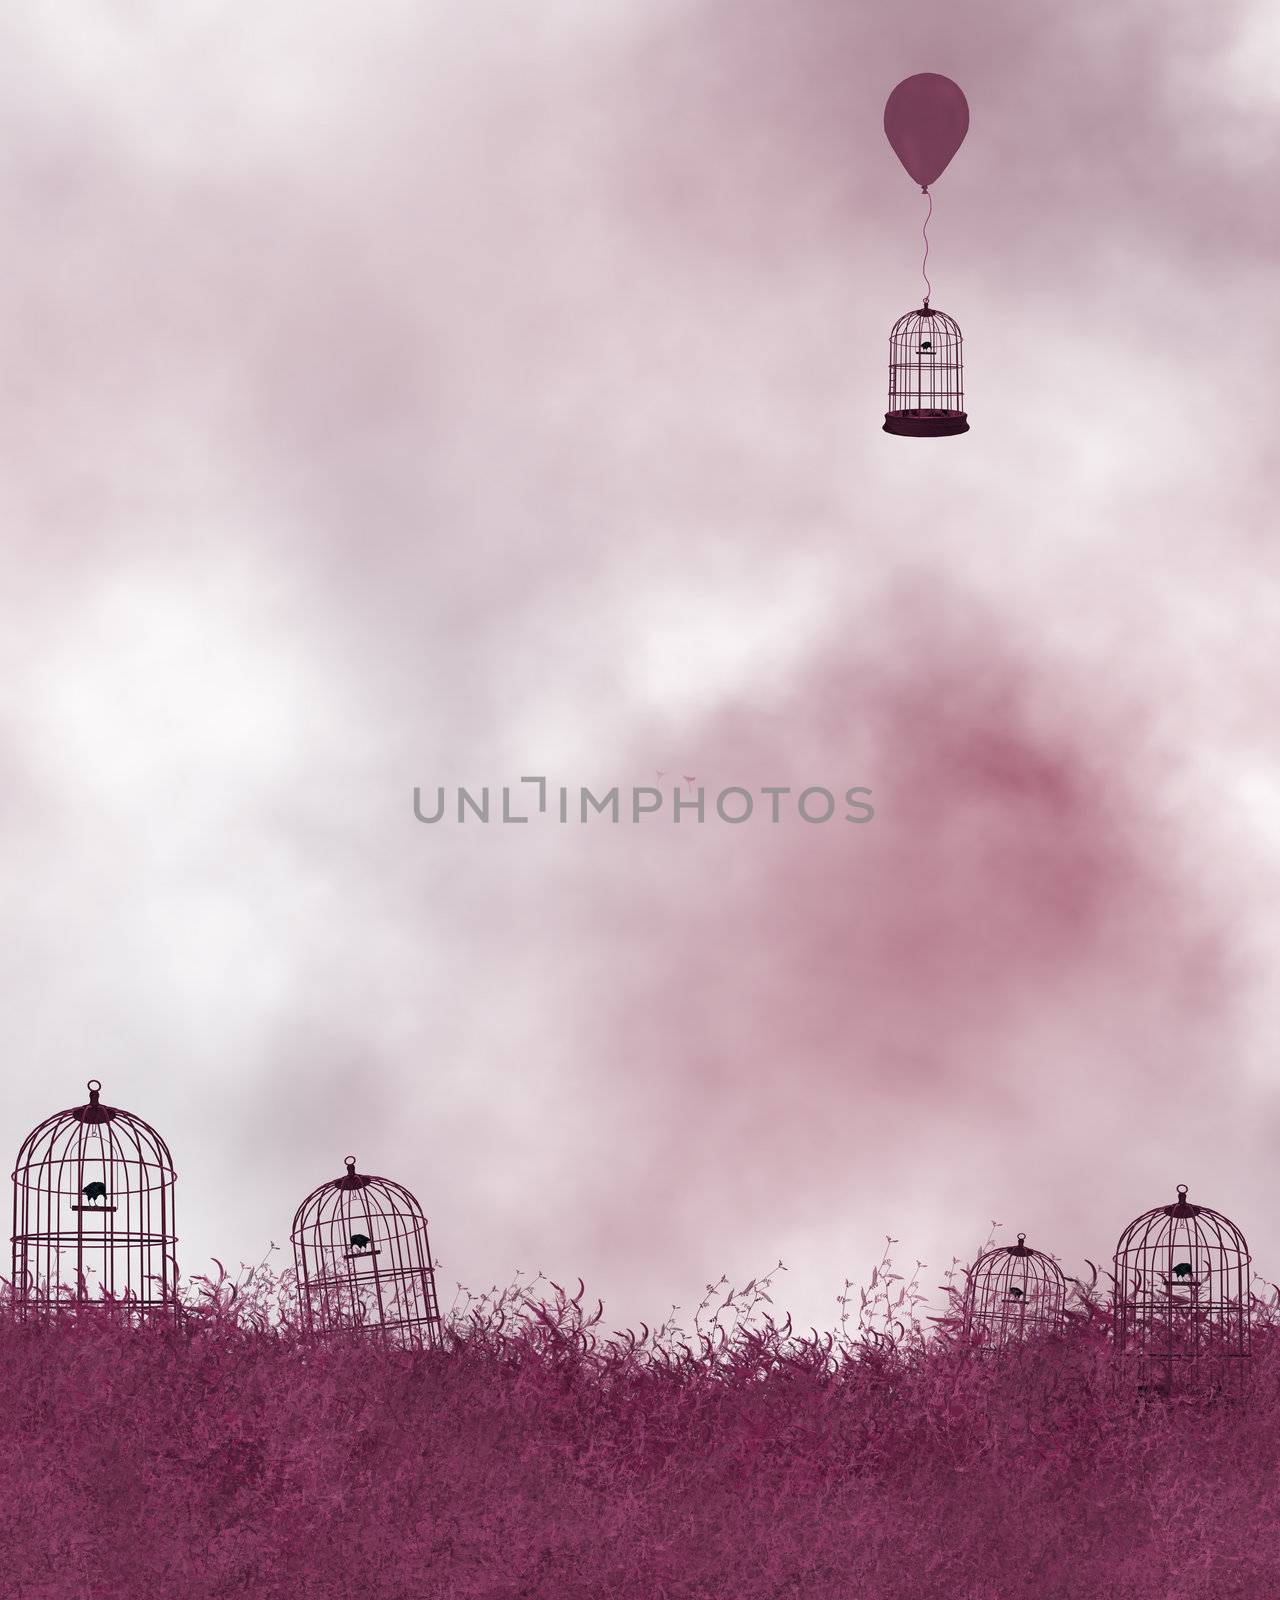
<box><xmin>2</xmin><ymin>1250</ymin><xmax>1280</xmax><ymax>1598</ymax></box>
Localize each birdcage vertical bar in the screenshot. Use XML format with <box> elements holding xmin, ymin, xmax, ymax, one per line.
<box><xmin>108</xmin><ymin>1114</ymin><xmax>125</xmax><ymax>1304</ymax></box>
<box><xmin>356</xmin><ymin>1184</ymin><xmax>390</xmax><ymax>1336</ymax></box>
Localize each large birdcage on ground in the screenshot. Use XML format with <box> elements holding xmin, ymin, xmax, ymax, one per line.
<box><xmin>291</xmin><ymin>1156</ymin><xmax>443</xmax><ymax>1350</ymax></box>
<box><xmin>962</xmin><ymin>1232</ymin><xmax>1066</xmax><ymax>1351</ymax></box>
<box><xmin>11</xmin><ymin>1079</ymin><xmax>178</xmax><ymax>1322</ymax></box>
<box><xmin>883</xmin><ymin>304</ymin><xmax>969</xmax><ymax>436</ymax></box>
<box><xmin>1113</xmin><ymin>1184</ymin><xmax>1250</xmax><ymax>1395</ymax></box>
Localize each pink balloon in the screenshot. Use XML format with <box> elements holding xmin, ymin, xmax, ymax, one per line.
<box><xmin>884</xmin><ymin>73</ymin><xmax>969</xmax><ymax>189</ymax></box>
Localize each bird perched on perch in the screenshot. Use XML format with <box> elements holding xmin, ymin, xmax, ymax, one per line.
<box><xmin>83</xmin><ymin>1181</ymin><xmax>107</xmax><ymax>1202</ymax></box>
<box><xmin>350</xmin><ymin>1233</ymin><xmax>372</xmax><ymax>1250</ymax></box>
<box><xmin>1173</xmin><ymin>1262</ymin><xmax>1193</xmax><ymax>1279</ymax></box>
<box><xmin>918</xmin><ymin>339</ymin><xmax>933</xmax><ymax>353</ymax></box>
<box><xmin>1007</xmin><ymin>1286</ymin><xmax>1025</xmax><ymax>1300</ymax></box>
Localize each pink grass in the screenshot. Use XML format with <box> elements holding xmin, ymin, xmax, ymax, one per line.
<box><xmin>2</xmin><ymin>1247</ymin><xmax>1280</xmax><ymax>1598</ymax></box>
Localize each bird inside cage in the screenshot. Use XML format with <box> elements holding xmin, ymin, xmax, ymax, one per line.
<box><xmin>1165</xmin><ymin>1261</ymin><xmax>1201</xmax><ymax>1293</ymax></box>
<box><xmin>1007</xmin><ymin>1286</ymin><xmax>1025</xmax><ymax>1300</ymax></box>
<box><xmin>82</xmin><ymin>1181</ymin><xmax>107</xmax><ymax>1203</ymax></box>
<box><xmin>918</xmin><ymin>339</ymin><xmax>933</xmax><ymax>353</ymax></box>
<box><xmin>350</xmin><ymin>1233</ymin><xmax>371</xmax><ymax>1250</ymax></box>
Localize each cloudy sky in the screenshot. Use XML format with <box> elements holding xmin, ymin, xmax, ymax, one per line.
<box><xmin>2</xmin><ymin>0</ymin><xmax>1278</xmax><ymax>1335</ymax></box>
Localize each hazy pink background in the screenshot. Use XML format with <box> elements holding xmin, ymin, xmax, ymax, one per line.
<box><xmin>1</xmin><ymin>0</ymin><xmax>1278</xmax><ymax>1335</ymax></box>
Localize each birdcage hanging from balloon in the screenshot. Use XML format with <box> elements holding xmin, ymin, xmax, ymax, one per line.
<box><xmin>291</xmin><ymin>1155</ymin><xmax>443</xmax><ymax>1350</ymax></box>
<box><xmin>962</xmin><ymin>1232</ymin><xmax>1067</xmax><ymax>1352</ymax></box>
<box><xmin>882</xmin><ymin>73</ymin><xmax>971</xmax><ymax>437</ymax></box>
<box><xmin>886</xmin><ymin>304</ymin><xmax>967</xmax><ymax>437</ymax></box>
<box><xmin>10</xmin><ymin>1079</ymin><xmax>179</xmax><ymax>1322</ymax></box>
<box><xmin>1113</xmin><ymin>1183</ymin><xmax>1251</xmax><ymax>1395</ymax></box>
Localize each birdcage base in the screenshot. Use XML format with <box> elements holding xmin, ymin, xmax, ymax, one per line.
<box><xmin>884</xmin><ymin>408</ymin><xmax>969</xmax><ymax>437</ymax></box>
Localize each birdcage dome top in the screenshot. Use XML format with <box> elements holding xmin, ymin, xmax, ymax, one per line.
<box><xmin>1163</xmin><ymin>1183</ymin><xmax>1200</xmax><ymax>1219</ymax></box>
<box><xmin>69</xmin><ymin>1079</ymin><xmax>116</xmax><ymax>1125</ymax></box>
<box><xmin>14</xmin><ymin>1081</ymin><xmax>175</xmax><ymax>1175</ymax></box>
<box><xmin>336</xmin><ymin>1155</ymin><xmax>372</xmax><ymax>1191</ymax></box>
<box><xmin>972</xmin><ymin>1233</ymin><xmax>1060</xmax><ymax>1274</ymax></box>
<box><xmin>12</xmin><ymin>1081</ymin><xmax>177</xmax><ymax>1208</ymax></box>
<box><xmin>1117</xmin><ymin>1184</ymin><xmax>1248</xmax><ymax>1253</ymax></box>
<box><xmin>290</xmin><ymin>1156</ymin><xmax>430</xmax><ymax>1240</ymax></box>
<box><xmin>891</xmin><ymin>303</ymin><xmax>961</xmax><ymax>331</ymax></box>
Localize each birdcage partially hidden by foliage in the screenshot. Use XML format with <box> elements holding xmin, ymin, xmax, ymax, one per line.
<box><xmin>1113</xmin><ymin>1183</ymin><xmax>1251</xmax><ymax>1396</ymax></box>
<box><xmin>884</xmin><ymin>305</ymin><xmax>969</xmax><ymax>437</ymax></box>
<box><xmin>961</xmin><ymin>1232</ymin><xmax>1066</xmax><ymax>1352</ymax></box>
<box><xmin>10</xmin><ymin>1079</ymin><xmax>179</xmax><ymax>1323</ymax></box>
<box><xmin>291</xmin><ymin>1156</ymin><xmax>443</xmax><ymax>1350</ymax></box>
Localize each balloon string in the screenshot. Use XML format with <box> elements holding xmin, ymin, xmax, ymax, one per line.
<box><xmin>921</xmin><ymin>186</ymin><xmax>933</xmax><ymax>307</ymax></box>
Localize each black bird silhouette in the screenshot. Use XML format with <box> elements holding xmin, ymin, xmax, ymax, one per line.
<box><xmin>83</xmin><ymin>1181</ymin><xmax>107</xmax><ymax>1202</ymax></box>
<box><xmin>1173</xmin><ymin>1262</ymin><xmax>1193</xmax><ymax>1279</ymax></box>
<box><xmin>1007</xmin><ymin>1286</ymin><xmax>1025</xmax><ymax>1300</ymax></box>
<box><xmin>919</xmin><ymin>340</ymin><xmax>933</xmax><ymax>353</ymax></box>
<box><xmin>350</xmin><ymin>1233</ymin><xmax>371</xmax><ymax>1250</ymax></box>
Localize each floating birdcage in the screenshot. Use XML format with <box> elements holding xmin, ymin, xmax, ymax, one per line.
<box><xmin>962</xmin><ymin>1232</ymin><xmax>1066</xmax><ymax>1351</ymax></box>
<box><xmin>291</xmin><ymin>1156</ymin><xmax>443</xmax><ymax>1350</ymax></box>
<box><xmin>10</xmin><ymin>1079</ymin><xmax>178</xmax><ymax>1322</ymax></box>
<box><xmin>884</xmin><ymin>304</ymin><xmax>969</xmax><ymax>436</ymax></box>
<box><xmin>1113</xmin><ymin>1183</ymin><xmax>1250</xmax><ymax>1395</ymax></box>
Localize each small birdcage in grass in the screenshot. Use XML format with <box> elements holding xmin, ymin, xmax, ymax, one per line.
<box><xmin>291</xmin><ymin>1156</ymin><xmax>443</xmax><ymax>1350</ymax></box>
<box><xmin>1113</xmin><ymin>1183</ymin><xmax>1250</xmax><ymax>1396</ymax></box>
<box><xmin>962</xmin><ymin>1233</ymin><xmax>1066</xmax><ymax>1351</ymax></box>
<box><xmin>10</xmin><ymin>1079</ymin><xmax>179</xmax><ymax>1322</ymax></box>
<box><xmin>883</xmin><ymin>304</ymin><xmax>969</xmax><ymax>436</ymax></box>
